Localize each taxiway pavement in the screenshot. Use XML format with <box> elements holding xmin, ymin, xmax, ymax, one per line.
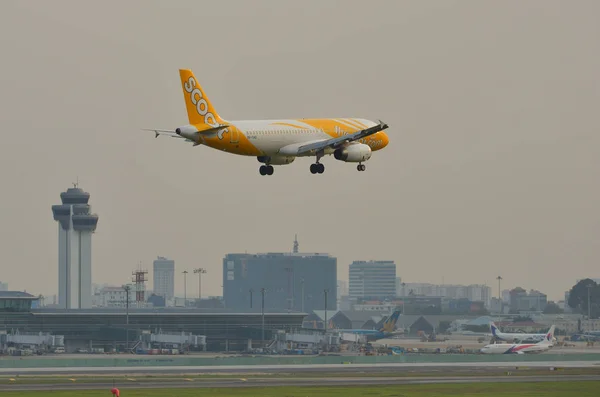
<box><xmin>1</xmin><ymin>360</ymin><xmax>599</xmax><ymax>376</ymax></box>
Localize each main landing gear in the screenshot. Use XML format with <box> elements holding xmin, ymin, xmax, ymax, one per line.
<box><xmin>310</xmin><ymin>163</ymin><xmax>325</xmax><ymax>174</ymax></box>
<box><xmin>259</xmin><ymin>165</ymin><xmax>274</xmax><ymax>175</ymax></box>
<box><xmin>357</xmin><ymin>163</ymin><xmax>366</xmax><ymax>172</ymax></box>
<box><xmin>310</xmin><ymin>150</ymin><xmax>325</xmax><ymax>174</ymax></box>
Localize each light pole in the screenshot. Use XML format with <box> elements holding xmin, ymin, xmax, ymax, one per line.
<box><xmin>587</xmin><ymin>284</ymin><xmax>593</xmax><ymax>321</ymax></box>
<box><xmin>496</xmin><ymin>276</ymin><xmax>502</xmax><ymax>300</ymax></box>
<box><xmin>324</xmin><ymin>289</ymin><xmax>329</xmax><ymax>330</ymax></box>
<box><xmin>123</xmin><ymin>285</ymin><xmax>131</xmax><ymax>351</ymax></box>
<box><xmin>260</xmin><ymin>288</ymin><xmax>266</xmax><ymax>348</ymax></box>
<box><xmin>300</xmin><ymin>278</ymin><xmax>305</xmax><ymax>312</ymax></box>
<box><xmin>249</xmin><ymin>288</ymin><xmax>254</xmax><ymax>309</ymax></box>
<box><xmin>324</xmin><ymin>288</ymin><xmax>329</xmax><ymax>351</ymax></box>
<box><xmin>401</xmin><ymin>282</ymin><xmax>406</xmax><ymax>314</ymax></box>
<box><xmin>194</xmin><ymin>268</ymin><xmax>206</xmax><ymax>301</ymax></box>
<box><xmin>182</xmin><ymin>270</ymin><xmax>188</xmax><ymax>306</ymax></box>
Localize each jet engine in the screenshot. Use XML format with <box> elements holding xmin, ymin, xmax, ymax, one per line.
<box><xmin>257</xmin><ymin>155</ymin><xmax>295</xmax><ymax>165</ymax></box>
<box><xmin>334</xmin><ymin>143</ymin><xmax>372</xmax><ymax>162</ymax></box>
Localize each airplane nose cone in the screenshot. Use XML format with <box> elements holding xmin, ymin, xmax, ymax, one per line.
<box><xmin>380</xmin><ymin>132</ymin><xmax>389</xmax><ymax>149</ymax></box>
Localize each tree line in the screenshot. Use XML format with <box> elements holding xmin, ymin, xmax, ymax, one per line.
<box><xmin>568</xmin><ymin>278</ymin><xmax>600</xmax><ymax>318</ymax></box>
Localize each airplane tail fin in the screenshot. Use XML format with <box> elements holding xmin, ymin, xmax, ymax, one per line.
<box><xmin>545</xmin><ymin>325</ymin><xmax>556</xmax><ymax>342</ymax></box>
<box><xmin>490</xmin><ymin>322</ymin><xmax>500</xmax><ymax>337</ymax></box>
<box><xmin>178</xmin><ymin>69</ymin><xmax>225</xmax><ymax>130</ymax></box>
<box><xmin>381</xmin><ymin>310</ymin><xmax>401</xmax><ymax>332</ymax></box>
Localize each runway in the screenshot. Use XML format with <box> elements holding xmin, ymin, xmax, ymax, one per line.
<box><xmin>1</xmin><ymin>361</ymin><xmax>599</xmax><ymax>375</ymax></box>
<box><xmin>1</xmin><ymin>375</ymin><xmax>599</xmax><ymax>391</ymax></box>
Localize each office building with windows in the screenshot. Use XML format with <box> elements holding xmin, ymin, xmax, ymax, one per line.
<box><xmin>223</xmin><ymin>251</ymin><xmax>336</xmax><ymax>313</ymax></box>
<box><xmin>349</xmin><ymin>260</ymin><xmax>396</xmax><ymax>301</ymax></box>
<box><xmin>153</xmin><ymin>256</ymin><xmax>175</xmax><ymax>301</ymax></box>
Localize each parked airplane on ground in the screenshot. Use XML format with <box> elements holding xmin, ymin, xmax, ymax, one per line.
<box><xmin>571</xmin><ymin>332</ymin><xmax>600</xmax><ymax>342</ymax></box>
<box><xmin>480</xmin><ymin>326</ymin><xmax>555</xmax><ymax>354</ymax></box>
<box><xmin>337</xmin><ymin>311</ymin><xmax>401</xmax><ymax>341</ymax></box>
<box><xmin>490</xmin><ymin>322</ymin><xmax>557</xmax><ymax>343</ymax></box>
<box><xmin>144</xmin><ymin>69</ymin><xmax>390</xmax><ymax>175</ymax></box>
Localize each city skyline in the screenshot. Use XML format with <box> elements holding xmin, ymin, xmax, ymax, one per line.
<box><xmin>29</xmin><ymin>234</ymin><xmax>575</xmax><ymax>304</ymax></box>
<box><xmin>1</xmin><ymin>1</ymin><xmax>598</xmax><ymax>302</ymax></box>
<box><xmin>3</xmin><ymin>188</ymin><xmax>593</xmax><ymax>303</ymax></box>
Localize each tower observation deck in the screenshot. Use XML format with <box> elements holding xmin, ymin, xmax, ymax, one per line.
<box><xmin>51</xmin><ymin>183</ymin><xmax>99</xmax><ymax>309</ymax></box>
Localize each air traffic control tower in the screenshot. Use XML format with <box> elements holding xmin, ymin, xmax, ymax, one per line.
<box><xmin>51</xmin><ymin>183</ymin><xmax>99</xmax><ymax>309</ymax></box>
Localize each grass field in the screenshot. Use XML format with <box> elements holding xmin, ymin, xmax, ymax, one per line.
<box><xmin>2</xmin><ymin>382</ymin><xmax>600</xmax><ymax>397</ymax></box>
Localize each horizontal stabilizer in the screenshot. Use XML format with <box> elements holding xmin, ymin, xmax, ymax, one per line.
<box><xmin>142</xmin><ymin>123</ymin><xmax>230</xmax><ymax>144</ymax></box>
<box><xmin>141</xmin><ymin>128</ymin><xmax>183</xmax><ymax>139</ymax></box>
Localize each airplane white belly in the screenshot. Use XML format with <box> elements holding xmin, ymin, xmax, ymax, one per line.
<box><xmin>252</xmin><ymin>130</ymin><xmax>330</xmax><ymax>156</ymax></box>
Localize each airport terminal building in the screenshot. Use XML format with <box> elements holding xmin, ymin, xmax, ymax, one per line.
<box><xmin>0</xmin><ymin>292</ymin><xmax>306</xmax><ymax>353</ymax></box>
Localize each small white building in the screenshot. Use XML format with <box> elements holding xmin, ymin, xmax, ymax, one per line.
<box><xmin>93</xmin><ymin>284</ymin><xmax>149</xmax><ymax>308</ymax></box>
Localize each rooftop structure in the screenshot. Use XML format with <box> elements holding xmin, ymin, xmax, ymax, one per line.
<box><xmin>0</xmin><ymin>291</ymin><xmax>38</xmax><ymax>312</ymax></box>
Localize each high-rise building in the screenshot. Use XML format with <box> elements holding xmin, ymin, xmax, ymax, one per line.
<box><xmin>509</xmin><ymin>288</ymin><xmax>548</xmax><ymax>312</ymax></box>
<box><xmin>397</xmin><ymin>282</ymin><xmax>491</xmax><ymax>307</ymax></box>
<box><xmin>0</xmin><ymin>282</ymin><xmax>8</xmax><ymax>292</ymax></box>
<box><xmin>153</xmin><ymin>256</ymin><xmax>175</xmax><ymax>301</ymax></box>
<box><xmin>349</xmin><ymin>260</ymin><xmax>396</xmax><ymax>301</ymax></box>
<box><xmin>51</xmin><ymin>184</ymin><xmax>99</xmax><ymax>309</ymax></box>
<box><xmin>223</xmin><ymin>251</ymin><xmax>337</xmax><ymax>312</ymax></box>
<box><xmin>337</xmin><ymin>280</ymin><xmax>348</xmax><ymax>299</ymax></box>
<box><xmin>466</xmin><ymin>284</ymin><xmax>492</xmax><ymax>307</ymax></box>
<box><xmin>395</xmin><ymin>277</ymin><xmax>404</xmax><ymax>296</ymax></box>
<box><xmin>337</xmin><ymin>280</ymin><xmax>348</xmax><ymax>310</ymax></box>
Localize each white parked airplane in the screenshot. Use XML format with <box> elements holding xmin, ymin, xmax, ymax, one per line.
<box><xmin>481</xmin><ymin>325</ymin><xmax>555</xmax><ymax>354</ymax></box>
<box><xmin>490</xmin><ymin>322</ymin><xmax>556</xmax><ymax>343</ymax></box>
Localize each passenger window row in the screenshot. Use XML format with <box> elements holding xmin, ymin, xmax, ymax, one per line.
<box><xmin>249</xmin><ymin>129</ymin><xmax>322</xmax><ymax>135</ymax></box>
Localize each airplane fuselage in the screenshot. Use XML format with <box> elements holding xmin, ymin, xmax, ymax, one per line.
<box><xmin>490</xmin><ymin>324</ymin><xmax>556</xmax><ymax>343</ymax></box>
<box><xmin>480</xmin><ymin>342</ymin><xmax>550</xmax><ymax>354</ymax></box>
<box><xmin>185</xmin><ymin>118</ymin><xmax>389</xmax><ymax>159</ymax></box>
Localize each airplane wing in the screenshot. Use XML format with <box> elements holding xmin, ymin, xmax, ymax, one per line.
<box><xmin>295</xmin><ymin>120</ymin><xmax>388</xmax><ymax>155</ymax></box>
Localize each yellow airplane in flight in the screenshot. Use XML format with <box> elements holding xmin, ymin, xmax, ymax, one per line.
<box><xmin>145</xmin><ymin>69</ymin><xmax>390</xmax><ymax>175</ymax></box>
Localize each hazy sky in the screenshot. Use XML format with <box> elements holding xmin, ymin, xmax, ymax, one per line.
<box><xmin>1</xmin><ymin>0</ymin><xmax>598</xmax><ymax>301</ymax></box>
